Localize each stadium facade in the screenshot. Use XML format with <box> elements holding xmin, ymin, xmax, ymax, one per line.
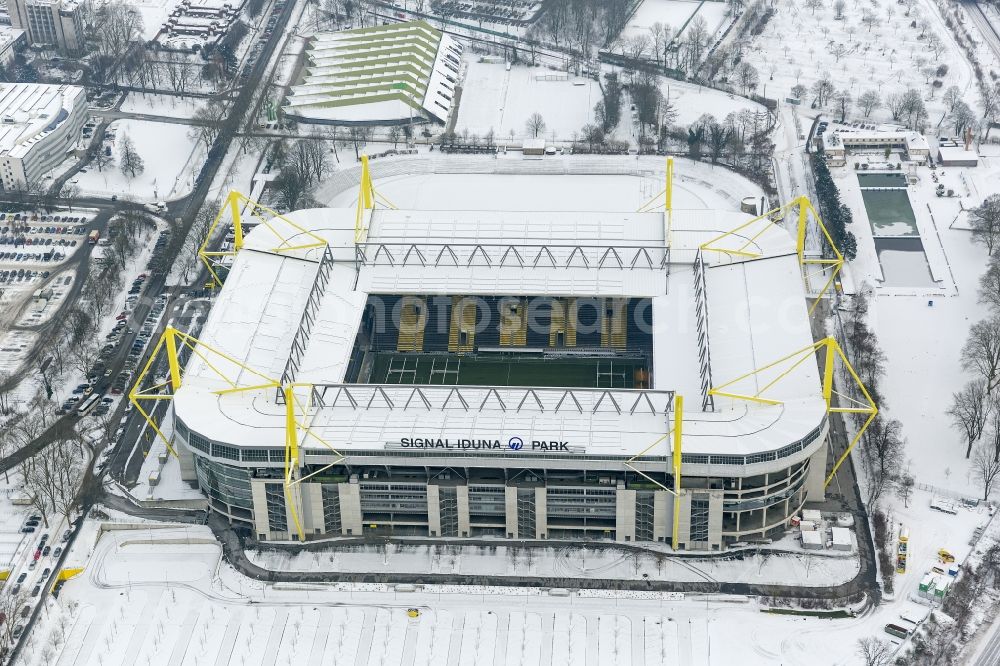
<box><xmin>283</xmin><ymin>20</ymin><xmax>462</xmax><ymax>125</ymax></box>
<box><xmin>165</xmin><ymin>177</ymin><xmax>842</xmax><ymax>551</ymax></box>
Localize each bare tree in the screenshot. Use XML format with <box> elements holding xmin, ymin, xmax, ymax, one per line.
<box><xmin>857</xmin><ymin>90</ymin><xmax>881</xmax><ymax>117</ymax></box>
<box><xmin>961</xmin><ymin>314</ymin><xmax>1000</xmax><ymax>393</ymax></box>
<box><xmin>974</xmin><ymin>441</ymin><xmax>1000</xmax><ymax>500</ymax></box>
<box><xmin>525</xmin><ymin>113</ymin><xmax>546</xmax><ymax>138</ymax></box>
<box><xmin>861</xmin><ymin>417</ymin><xmax>904</xmax><ymax>506</ymax></box>
<box><xmin>897</xmin><ymin>472</ymin><xmax>915</xmax><ymax>508</ymax></box>
<box><xmin>856</xmin><ymin>637</ymin><xmax>893</xmax><ymax>666</ymax></box>
<box><xmin>970</xmin><ymin>194</ymin><xmax>1000</xmax><ymax>255</ymax></box>
<box><xmin>189</xmin><ymin>100</ymin><xmax>227</xmax><ymax>151</ymax></box>
<box><xmin>811</xmin><ymin>74</ymin><xmax>835</xmax><ymax>107</ymax></box>
<box><xmin>980</xmin><ymin>256</ymin><xmax>1000</xmax><ymax>312</ymax></box>
<box><xmin>942</xmin><ymin>85</ymin><xmax>962</xmax><ymax>113</ymax></box>
<box><xmin>948</xmin><ymin>379</ymin><xmax>989</xmax><ymax>458</ymax></box>
<box><xmin>834</xmin><ymin>90</ymin><xmax>852</xmax><ymax>122</ymax></box>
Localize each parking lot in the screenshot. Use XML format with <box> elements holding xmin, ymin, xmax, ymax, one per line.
<box><xmin>0</xmin><ymin>212</ymin><xmax>92</xmax><ymax>288</ymax></box>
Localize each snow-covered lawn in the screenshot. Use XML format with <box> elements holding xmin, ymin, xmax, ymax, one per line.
<box><xmin>661</xmin><ymin>78</ymin><xmax>766</xmax><ymax>126</ymax></box>
<box><xmin>128</xmin><ymin>0</ymin><xmax>176</xmax><ymax>41</ymax></box>
<box><xmin>455</xmin><ymin>61</ymin><xmax>601</xmax><ymax>142</ymax></box>
<box><xmin>743</xmin><ymin>0</ymin><xmax>978</xmax><ymax>125</ymax></box>
<box><xmin>622</xmin><ymin>0</ymin><xmax>731</xmax><ymax>42</ymax></box>
<box><xmin>119</xmin><ymin>92</ymin><xmax>210</xmax><ymax>119</ymax></box>
<box><xmin>75</xmin><ymin>119</ymin><xmax>203</xmax><ymax>201</ymax></box>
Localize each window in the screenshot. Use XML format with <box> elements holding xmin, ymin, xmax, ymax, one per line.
<box><xmin>265</xmin><ymin>484</ymin><xmax>287</xmax><ymax>531</ymax></box>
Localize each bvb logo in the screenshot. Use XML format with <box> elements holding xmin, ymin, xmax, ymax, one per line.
<box><xmin>507</xmin><ymin>436</ymin><xmax>524</xmax><ymax>450</ymax></box>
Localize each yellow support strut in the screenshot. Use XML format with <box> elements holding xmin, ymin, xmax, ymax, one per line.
<box><xmin>671</xmin><ymin>394</ymin><xmax>683</xmax><ymax>551</ymax></box>
<box><xmin>707</xmin><ymin>337</ymin><xmax>878</xmax><ymax>489</ymax></box>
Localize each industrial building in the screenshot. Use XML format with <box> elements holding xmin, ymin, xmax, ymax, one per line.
<box><xmin>283</xmin><ymin>20</ymin><xmax>462</xmax><ymax>125</ymax></box>
<box><xmin>0</xmin><ymin>83</ymin><xmax>87</xmax><ymax>190</ymax></box>
<box><xmin>137</xmin><ymin>164</ymin><xmax>873</xmax><ymax>551</ymax></box>
<box><xmin>6</xmin><ymin>0</ymin><xmax>83</xmax><ymax>54</ymax></box>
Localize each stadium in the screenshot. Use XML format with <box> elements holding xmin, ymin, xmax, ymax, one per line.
<box><xmin>135</xmin><ymin>159</ymin><xmax>874</xmax><ymax>551</ymax></box>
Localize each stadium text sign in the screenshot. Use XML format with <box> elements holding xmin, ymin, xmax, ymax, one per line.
<box><xmin>397</xmin><ymin>436</ymin><xmax>570</xmax><ymax>452</ymax></box>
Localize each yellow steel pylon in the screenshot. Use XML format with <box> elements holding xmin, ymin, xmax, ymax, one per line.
<box><xmin>707</xmin><ymin>337</ymin><xmax>877</xmax><ymax>488</ymax></box>
<box><xmin>624</xmin><ymin>393</ymin><xmax>685</xmax><ymax>550</ymax></box>
<box><xmin>354</xmin><ymin>155</ymin><xmax>397</xmax><ymax>244</ymax></box>
<box><xmin>129</xmin><ymin>326</ymin><xmax>344</xmax><ymax>542</ymax></box>
<box><xmin>698</xmin><ymin>195</ymin><xmax>844</xmax><ymax>316</ymax></box>
<box><xmin>199</xmin><ymin>190</ymin><xmax>329</xmax><ymax>287</ymax></box>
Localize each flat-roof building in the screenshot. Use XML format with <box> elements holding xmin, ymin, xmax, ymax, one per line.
<box><xmin>0</xmin><ymin>83</ymin><xmax>86</xmax><ymax>190</ymax></box>
<box><xmin>161</xmin><ymin>181</ymin><xmax>846</xmax><ymax>551</ymax></box>
<box><xmin>7</xmin><ymin>0</ymin><xmax>83</xmax><ymax>55</ymax></box>
<box><xmin>283</xmin><ymin>20</ymin><xmax>462</xmax><ymax>126</ymax></box>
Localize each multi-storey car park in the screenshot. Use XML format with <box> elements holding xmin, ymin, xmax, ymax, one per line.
<box><xmin>134</xmin><ymin>161</ymin><xmax>875</xmax><ymax>551</ymax></box>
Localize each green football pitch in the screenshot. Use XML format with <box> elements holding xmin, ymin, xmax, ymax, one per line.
<box><xmin>367</xmin><ymin>353</ymin><xmax>646</xmax><ymax>388</ymax></box>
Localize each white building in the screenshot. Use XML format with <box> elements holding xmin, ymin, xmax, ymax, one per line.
<box><xmin>0</xmin><ymin>83</ymin><xmax>86</xmax><ymax>190</ymax></box>
<box><xmin>0</xmin><ymin>28</ymin><xmax>27</xmax><ymax>67</ymax></box>
<box><xmin>819</xmin><ymin>129</ymin><xmax>931</xmax><ymax>165</ymax></box>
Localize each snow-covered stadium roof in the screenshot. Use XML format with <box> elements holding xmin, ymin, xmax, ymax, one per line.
<box><xmin>173</xmin><ymin>205</ymin><xmax>827</xmax><ymax>462</ymax></box>
<box><xmin>283</xmin><ymin>21</ymin><xmax>462</xmax><ymax>125</ymax></box>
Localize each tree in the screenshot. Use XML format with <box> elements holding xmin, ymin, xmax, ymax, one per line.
<box><xmin>970</xmin><ymin>195</ymin><xmax>1000</xmax><ymax>255</ymax></box>
<box><xmin>951</xmin><ymin>101</ymin><xmax>977</xmax><ymax>137</ymax></box>
<box><xmin>834</xmin><ymin>90</ymin><xmax>852</xmax><ymax>122</ymax></box>
<box><xmin>885</xmin><ymin>92</ymin><xmax>906</xmax><ymax>121</ymax></box>
<box><xmin>736</xmin><ymin>62</ymin><xmax>759</xmax><ymax>95</ymax></box>
<box><xmin>831</xmin><ymin>43</ymin><xmax>849</xmax><ymax>63</ymax></box>
<box><xmin>272</xmin><ymin>165</ymin><xmax>309</xmax><ymax>211</ymax></box>
<box><xmin>974</xmin><ymin>441</ymin><xmax>1000</xmax><ymax>500</ymax></box>
<box><xmin>525</xmin><ymin>113</ymin><xmax>546</xmax><ymax>138</ymax></box>
<box><xmin>897</xmin><ymin>472</ymin><xmax>915</xmax><ymax>508</ymax></box>
<box><xmin>980</xmin><ymin>256</ymin><xmax>1000</xmax><ymax>312</ymax></box>
<box><xmin>833</xmin><ymin>0</ymin><xmax>846</xmax><ymax>19</ymax></box>
<box><xmin>943</xmin><ymin>85</ymin><xmax>962</xmax><ymax>112</ymax></box>
<box><xmin>861</xmin><ymin>417</ymin><xmax>904</xmax><ymax>506</ymax></box>
<box><xmin>856</xmin><ymin>637</ymin><xmax>893</xmax><ymax>666</ymax></box>
<box><xmin>961</xmin><ymin>315</ymin><xmax>1000</xmax><ymax>393</ymax></box>
<box><xmin>805</xmin><ymin>0</ymin><xmax>823</xmax><ymax>15</ymax></box>
<box><xmin>900</xmin><ymin>88</ymin><xmax>927</xmax><ymax>130</ymax></box>
<box><xmin>118</xmin><ymin>134</ymin><xmax>144</xmax><ymax>178</ymax></box>
<box><xmin>858</xmin><ymin>90</ymin><xmax>880</xmax><ymax>117</ymax></box>
<box><xmin>949</xmin><ymin>379</ymin><xmax>990</xmax><ymax>458</ymax></box>
<box><xmin>190</xmin><ymin>100</ymin><xmax>227</xmax><ymax>151</ymax></box>
<box><xmin>791</xmin><ymin>84</ymin><xmax>807</xmax><ymax>100</ymax></box>
<box><xmin>811</xmin><ymin>74</ymin><xmax>835</xmax><ymax>107</ymax></box>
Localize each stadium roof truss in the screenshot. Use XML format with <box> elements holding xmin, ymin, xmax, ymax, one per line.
<box><xmin>199</xmin><ymin>190</ymin><xmax>329</xmax><ymax>287</ymax></box>
<box><xmin>129</xmin><ymin>326</ymin><xmax>344</xmax><ymax>541</ymax></box>
<box><xmin>698</xmin><ymin>195</ymin><xmax>844</xmax><ymax>315</ymax></box>
<box><xmin>708</xmin><ymin>337</ymin><xmax>877</xmax><ymax>489</ymax></box>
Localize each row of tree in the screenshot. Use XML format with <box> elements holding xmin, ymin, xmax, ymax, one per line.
<box><xmin>810</xmin><ymin>153</ymin><xmax>858</xmax><ymax>260</ymax></box>
<box><xmin>949</xmin><ymin>195</ymin><xmax>1000</xmax><ymax>502</ymax></box>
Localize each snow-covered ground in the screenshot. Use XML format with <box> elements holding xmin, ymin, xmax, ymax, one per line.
<box><xmin>74</xmin><ymin>119</ymin><xmax>203</xmax><ymax>201</ymax></box>
<box><xmin>33</xmin><ymin>491</ymin><xmax>983</xmax><ymax>666</ymax></box>
<box><xmin>119</xmin><ymin>92</ymin><xmax>209</xmax><ymax>119</ymax></box>
<box><xmin>455</xmin><ymin>61</ymin><xmax>601</xmax><ymax>142</ymax></box>
<box><xmin>249</xmin><ymin>539</ymin><xmax>860</xmax><ymax>588</ymax></box>
<box><xmin>743</xmin><ymin>0</ymin><xmax>981</xmax><ymax>124</ymax></box>
<box><xmin>661</xmin><ymin>78</ymin><xmax>766</xmax><ymax>127</ymax></box>
<box><xmin>621</xmin><ymin>0</ymin><xmax>731</xmax><ymax>42</ymax></box>
<box><xmin>835</xmin><ymin>150</ymin><xmax>1000</xmax><ymax>492</ymax></box>
<box><xmin>7</xmin><ymin>522</ymin><xmax>962</xmax><ymax>666</ymax></box>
